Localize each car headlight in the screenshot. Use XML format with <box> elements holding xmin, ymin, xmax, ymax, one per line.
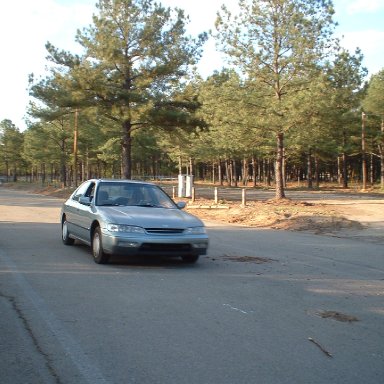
<box><xmin>106</xmin><ymin>224</ymin><xmax>145</xmax><ymax>234</ymax></box>
<box><xmin>185</xmin><ymin>226</ymin><xmax>206</xmax><ymax>235</ymax></box>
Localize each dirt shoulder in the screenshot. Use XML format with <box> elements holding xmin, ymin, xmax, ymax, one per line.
<box><xmin>2</xmin><ymin>183</ymin><xmax>384</xmax><ymax>244</ymax></box>
<box><xmin>185</xmin><ymin>196</ymin><xmax>384</xmax><ymax>244</ymax></box>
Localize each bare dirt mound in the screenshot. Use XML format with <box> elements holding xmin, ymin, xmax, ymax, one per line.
<box><xmin>186</xmin><ymin>197</ymin><xmax>384</xmax><ymax>243</ymax></box>
<box><xmin>186</xmin><ymin>198</ymin><xmax>361</xmax><ymax>231</ymax></box>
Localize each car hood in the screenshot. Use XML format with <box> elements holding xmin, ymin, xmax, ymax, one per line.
<box><xmin>97</xmin><ymin>206</ymin><xmax>204</xmax><ymax>228</ymax></box>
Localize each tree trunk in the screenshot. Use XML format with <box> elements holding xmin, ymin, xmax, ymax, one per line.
<box><xmin>337</xmin><ymin>155</ymin><xmax>342</xmax><ymax>186</ymax></box>
<box><xmin>73</xmin><ymin>109</ymin><xmax>79</xmax><ymax>187</ymax></box>
<box><xmin>380</xmin><ymin>147</ymin><xmax>384</xmax><ymax>189</ymax></box>
<box><xmin>189</xmin><ymin>157</ymin><xmax>193</xmax><ymax>176</ymax></box>
<box><xmin>296</xmin><ymin>167</ymin><xmax>300</xmax><ymax>186</ymax></box>
<box><xmin>252</xmin><ymin>156</ymin><xmax>257</xmax><ymax>187</ymax></box>
<box><xmin>266</xmin><ymin>158</ymin><xmax>272</xmax><ymax>186</ymax></box>
<box><xmin>218</xmin><ymin>158</ymin><xmax>223</xmax><ymax>186</ymax></box>
<box><xmin>50</xmin><ymin>163</ymin><xmax>54</xmax><ymax>183</ymax></box>
<box><xmin>282</xmin><ymin>148</ymin><xmax>286</xmax><ymax>188</ymax></box>
<box><xmin>370</xmin><ymin>152</ymin><xmax>374</xmax><ymax>185</ymax></box>
<box><xmin>242</xmin><ymin>157</ymin><xmax>248</xmax><ymax>186</ymax></box>
<box><xmin>41</xmin><ymin>163</ymin><xmax>46</xmax><ymax>186</ymax></box>
<box><xmin>380</xmin><ymin>119</ymin><xmax>384</xmax><ymax>189</ymax></box>
<box><xmin>342</xmin><ymin>152</ymin><xmax>348</xmax><ymax>188</ymax></box>
<box><xmin>178</xmin><ymin>155</ymin><xmax>182</xmax><ymax>175</ymax></box>
<box><xmin>225</xmin><ymin>160</ymin><xmax>231</xmax><ymax>186</ymax></box>
<box><xmin>262</xmin><ymin>159</ymin><xmax>266</xmax><ymax>185</ymax></box>
<box><xmin>5</xmin><ymin>161</ymin><xmax>9</xmax><ymax>182</ymax></box>
<box><xmin>275</xmin><ymin>132</ymin><xmax>286</xmax><ymax>199</ymax></box>
<box><xmin>314</xmin><ymin>155</ymin><xmax>320</xmax><ymax>188</ymax></box>
<box><xmin>307</xmin><ymin>147</ymin><xmax>313</xmax><ymax>189</ymax></box>
<box><xmin>13</xmin><ymin>164</ymin><xmax>17</xmax><ymax>182</ymax></box>
<box><xmin>361</xmin><ymin>112</ymin><xmax>367</xmax><ymax>190</ymax></box>
<box><xmin>342</xmin><ymin>130</ymin><xmax>348</xmax><ymax>188</ymax></box>
<box><xmin>60</xmin><ymin>138</ymin><xmax>66</xmax><ymax>188</ymax></box>
<box><xmin>233</xmin><ymin>159</ymin><xmax>238</xmax><ymax>187</ymax></box>
<box><xmin>122</xmin><ymin>120</ymin><xmax>132</xmax><ymax>179</ymax></box>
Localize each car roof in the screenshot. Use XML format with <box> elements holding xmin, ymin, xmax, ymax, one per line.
<box><xmin>91</xmin><ymin>179</ymin><xmax>156</xmax><ymax>186</ymax></box>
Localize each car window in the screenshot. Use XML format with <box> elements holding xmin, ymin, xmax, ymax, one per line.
<box><xmin>95</xmin><ymin>182</ymin><xmax>176</xmax><ymax>208</ymax></box>
<box><xmin>72</xmin><ymin>181</ymin><xmax>95</xmax><ymax>202</ymax></box>
<box><xmin>147</xmin><ymin>186</ymin><xmax>175</xmax><ymax>208</ymax></box>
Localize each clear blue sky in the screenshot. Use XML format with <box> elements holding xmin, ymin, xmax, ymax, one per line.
<box><xmin>1</xmin><ymin>0</ymin><xmax>383</xmax><ymax>131</ymax></box>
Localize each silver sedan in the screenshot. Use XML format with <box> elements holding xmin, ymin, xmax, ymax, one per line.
<box><xmin>61</xmin><ymin>179</ymin><xmax>209</xmax><ymax>264</ymax></box>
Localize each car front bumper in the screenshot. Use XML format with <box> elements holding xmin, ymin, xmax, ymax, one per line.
<box><xmin>100</xmin><ymin>229</ymin><xmax>209</xmax><ymax>256</ymax></box>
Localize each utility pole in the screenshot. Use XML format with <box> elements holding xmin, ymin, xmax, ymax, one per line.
<box><xmin>361</xmin><ymin>112</ymin><xmax>367</xmax><ymax>190</ymax></box>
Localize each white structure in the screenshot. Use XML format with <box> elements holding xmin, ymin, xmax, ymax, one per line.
<box><xmin>178</xmin><ymin>175</ymin><xmax>194</xmax><ymax>197</ymax></box>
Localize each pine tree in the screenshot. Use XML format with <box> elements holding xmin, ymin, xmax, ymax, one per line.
<box><xmin>363</xmin><ymin>69</ymin><xmax>384</xmax><ymax>187</ymax></box>
<box><xmin>49</xmin><ymin>0</ymin><xmax>208</xmax><ymax>179</ymax></box>
<box><xmin>215</xmin><ymin>0</ymin><xmax>337</xmax><ymax>198</ymax></box>
<box><xmin>0</xmin><ymin>120</ymin><xmax>24</xmax><ymax>181</ymax></box>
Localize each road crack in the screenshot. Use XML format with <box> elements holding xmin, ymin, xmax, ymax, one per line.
<box><xmin>0</xmin><ymin>292</ymin><xmax>63</xmax><ymax>384</ymax></box>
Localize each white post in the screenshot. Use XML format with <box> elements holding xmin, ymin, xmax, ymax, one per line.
<box><xmin>185</xmin><ymin>175</ymin><xmax>194</xmax><ymax>197</ymax></box>
<box><xmin>178</xmin><ymin>174</ymin><xmax>186</xmax><ymax>197</ymax></box>
<box><xmin>241</xmin><ymin>188</ymin><xmax>246</xmax><ymax>206</ymax></box>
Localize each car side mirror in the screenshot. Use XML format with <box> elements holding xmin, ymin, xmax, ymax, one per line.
<box><xmin>79</xmin><ymin>196</ymin><xmax>91</xmax><ymax>206</ymax></box>
<box><xmin>176</xmin><ymin>201</ymin><xmax>186</xmax><ymax>209</ymax></box>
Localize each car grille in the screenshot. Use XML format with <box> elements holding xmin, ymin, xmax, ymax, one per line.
<box><xmin>140</xmin><ymin>243</ymin><xmax>192</xmax><ymax>252</ymax></box>
<box><xmin>145</xmin><ymin>228</ymin><xmax>184</xmax><ymax>234</ymax></box>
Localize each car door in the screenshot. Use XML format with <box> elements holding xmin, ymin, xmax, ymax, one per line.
<box><xmin>68</xmin><ymin>181</ymin><xmax>95</xmax><ymax>241</ymax></box>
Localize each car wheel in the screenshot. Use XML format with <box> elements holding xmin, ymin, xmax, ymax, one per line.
<box><xmin>62</xmin><ymin>219</ymin><xmax>75</xmax><ymax>245</ymax></box>
<box><xmin>92</xmin><ymin>227</ymin><xmax>109</xmax><ymax>264</ymax></box>
<box><xmin>181</xmin><ymin>254</ymin><xmax>199</xmax><ymax>263</ymax></box>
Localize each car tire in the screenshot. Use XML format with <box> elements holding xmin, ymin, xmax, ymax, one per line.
<box><xmin>181</xmin><ymin>254</ymin><xmax>199</xmax><ymax>263</ymax></box>
<box><xmin>92</xmin><ymin>227</ymin><xmax>109</xmax><ymax>264</ymax></box>
<box><xmin>62</xmin><ymin>219</ymin><xmax>75</xmax><ymax>245</ymax></box>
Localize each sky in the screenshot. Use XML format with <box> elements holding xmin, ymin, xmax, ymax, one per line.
<box><xmin>0</xmin><ymin>0</ymin><xmax>383</xmax><ymax>131</ymax></box>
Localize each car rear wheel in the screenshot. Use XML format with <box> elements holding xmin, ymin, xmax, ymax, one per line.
<box><xmin>92</xmin><ymin>227</ymin><xmax>109</xmax><ymax>264</ymax></box>
<box><xmin>62</xmin><ymin>219</ymin><xmax>75</xmax><ymax>245</ymax></box>
<box><xmin>181</xmin><ymin>254</ymin><xmax>199</xmax><ymax>263</ymax></box>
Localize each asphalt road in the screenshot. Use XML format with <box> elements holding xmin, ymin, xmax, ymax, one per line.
<box><xmin>0</xmin><ymin>188</ymin><xmax>383</xmax><ymax>384</ymax></box>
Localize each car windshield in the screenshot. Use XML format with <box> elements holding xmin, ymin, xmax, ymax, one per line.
<box><xmin>95</xmin><ymin>182</ymin><xmax>176</xmax><ymax>209</ymax></box>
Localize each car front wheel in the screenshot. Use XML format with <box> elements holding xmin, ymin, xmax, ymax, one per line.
<box><xmin>92</xmin><ymin>227</ymin><xmax>109</xmax><ymax>264</ymax></box>
<box><xmin>62</xmin><ymin>219</ymin><xmax>75</xmax><ymax>245</ymax></box>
